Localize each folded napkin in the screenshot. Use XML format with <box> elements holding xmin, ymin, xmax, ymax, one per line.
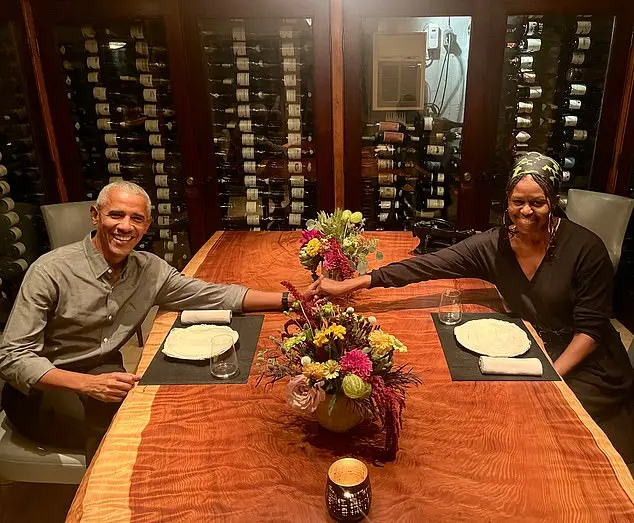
<box><xmin>478</xmin><ymin>356</ymin><xmax>543</xmax><ymax>377</ymax></box>
<box><xmin>181</xmin><ymin>310</ymin><xmax>232</xmax><ymax>325</ymax></box>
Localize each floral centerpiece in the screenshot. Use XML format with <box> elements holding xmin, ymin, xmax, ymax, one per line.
<box><xmin>298</xmin><ymin>209</ymin><xmax>382</xmax><ymax>280</ymax></box>
<box><xmin>257</xmin><ymin>282</ymin><xmax>421</xmax><ymax>460</ymax></box>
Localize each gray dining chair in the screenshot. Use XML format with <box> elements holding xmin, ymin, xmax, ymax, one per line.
<box><xmin>565</xmin><ymin>189</ymin><xmax>634</xmax><ymax>272</ymax></box>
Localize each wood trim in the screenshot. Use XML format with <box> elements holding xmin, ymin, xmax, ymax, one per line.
<box><xmin>19</xmin><ymin>0</ymin><xmax>66</xmax><ymax>201</ymax></box>
<box><xmin>331</xmin><ymin>0</ymin><xmax>344</xmax><ymax>209</ymax></box>
<box><xmin>179</xmin><ymin>0</ymin><xmax>316</xmax><ymax>18</ymax></box>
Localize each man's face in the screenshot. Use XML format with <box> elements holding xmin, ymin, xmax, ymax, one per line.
<box><xmin>90</xmin><ymin>189</ymin><xmax>150</xmax><ymax>264</ymax></box>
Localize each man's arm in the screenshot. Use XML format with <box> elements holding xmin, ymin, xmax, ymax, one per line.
<box><xmin>35</xmin><ymin>368</ymin><xmax>140</xmax><ymax>403</ymax></box>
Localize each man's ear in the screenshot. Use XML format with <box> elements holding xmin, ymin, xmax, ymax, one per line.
<box><xmin>90</xmin><ymin>205</ymin><xmax>99</xmax><ymax>226</ymax></box>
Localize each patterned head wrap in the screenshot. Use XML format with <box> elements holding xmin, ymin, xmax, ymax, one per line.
<box><xmin>510</xmin><ymin>151</ymin><xmax>562</xmax><ymax>196</ymax></box>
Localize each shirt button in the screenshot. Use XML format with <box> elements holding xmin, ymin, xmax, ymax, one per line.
<box><xmin>107</xmin><ymin>315</ymin><xmax>113</xmax><ymax>321</ymax></box>
<box><xmin>103</xmin><ymin>337</ymin><xmax>109</xmax><ymax>343</ymax></box>
<box><xmin>107</xmin><ymin>268</ymin><xmax>112</xmax><ymax>274</ymax></box>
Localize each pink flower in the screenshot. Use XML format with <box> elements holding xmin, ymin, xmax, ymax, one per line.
<box><xmin>286</xmin><ymin>375</ymin><xmax>325</xmax><ymax>412</ymax></box>
<box><xmin>323</xmin><ymin>238</ymin><xmax>354</xmax><ymax>279</ymax></box>
<box><xmin>300</xmin><ymin>229</ymin><xmax>324</xmax><ymax>247</ymax></box>
<box><xmin>339</xmin><ymin>349</ymin><xmax>373</xmax><ymax>379</ymax></box>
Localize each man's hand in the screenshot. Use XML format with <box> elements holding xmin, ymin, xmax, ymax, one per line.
<box><xmin>303</xmin><ymin>276</ymin><xmax>323</xmax><ymax>299</ymax></box>
<box><xmin>317</xmin><ymin>274</ymin><xmax>372</xmax><ymax>297</ymax></box>
<box><xmin>82</xmin><ymin>372</ymin><xmax>141</xmax><ymax>403</ymax></box>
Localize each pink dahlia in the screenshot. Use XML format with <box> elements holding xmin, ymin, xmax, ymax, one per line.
<box><xmin>300</xmin><ymin>229</ymin><xmax>324</xmax><ymax>247</ymax></box>
<box><xmin>339</xmin><ymin>349</ymin><xmax>373</xmax><ymax>379</ymax></box>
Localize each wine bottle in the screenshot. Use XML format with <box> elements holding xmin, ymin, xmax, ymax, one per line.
<box><xmin>0</xmin><ymin>258</ymin><xmax>28</xmax><ymax>282</ymax></box>
<box><xmin>96</xmin><ymin>117</ymin><xmax>146</xmax><ymax>131</ymax></box>
<box><xmin>103</xmin><ymin>133</ymin><xmax>150</xmax><ymax>148</ymax></box>
<box><xmin>366</xmin><ymin>121</ymin><xmax>416</xmax><ymax>133</ymax></box>
<box><xmin>362</xmin><ymin>132</ymin><xmax>421</xmax><ymax>146</ymax></box>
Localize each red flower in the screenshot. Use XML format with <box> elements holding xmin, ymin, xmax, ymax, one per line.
<box><xmin>339</xmin><ymin>349</ymin><xmax>373</xmax><ymax>378</ymax></box>
<box><xmin>300</xmin><ymin>229</ymin><xmax>324</xmax><ymax>247</ymax></box>
<box><xmin>323</xmin><ymin>238</ymin><xmax>354</xmax><ymax>279</ymax></box>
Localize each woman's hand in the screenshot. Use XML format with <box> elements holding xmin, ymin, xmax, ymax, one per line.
<box><xmin>317</xmin><ymin>274</ymin><xmax>372</xmax><ymax>297</ymax></box>
<box><xmin>303</xmin><ymin>277</ymin><xmax>322</xmax><ymax>299</ymax></box>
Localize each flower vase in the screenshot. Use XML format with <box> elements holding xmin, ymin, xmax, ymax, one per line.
<box><xmin>315</xmin><ymin>394</ymin><xmax>364</xmax><ymax>433</ymax></box>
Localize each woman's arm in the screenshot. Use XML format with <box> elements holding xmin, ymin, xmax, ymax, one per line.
<box><xmin>553</xmin><ymin>333</ymin><xmax>598</xmax><ymax>377</ymax></box>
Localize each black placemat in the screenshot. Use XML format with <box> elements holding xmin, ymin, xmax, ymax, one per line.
<box><xmin>139</xmin><ymin>314</ymin><xmax>264</xmax><ymax>385</ymax></box>
<box><xmin>431</xmin><ymin>312</ymin><xmax>560</xmax><ymax>381</ymax></box>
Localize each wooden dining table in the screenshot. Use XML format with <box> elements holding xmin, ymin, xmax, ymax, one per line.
<box><xmin>67</xmin><ymin>231</ymin><xmax>634</xmax><ymax>522</ymax></box>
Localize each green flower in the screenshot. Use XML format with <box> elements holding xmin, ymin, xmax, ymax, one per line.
<box><xmin>342</xmin><ymin>374</ymin><xmax>372</xmax><ymax>400</ymax></box>
<box><xmin>350</xmin><ymin>211</ymin><xmax>363</xmax><ymax>224</ymax></box>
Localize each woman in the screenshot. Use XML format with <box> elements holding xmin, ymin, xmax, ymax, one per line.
<box><xmin>318</xmin><ymin>152</ymin><xmax>634</xmax><ymax>467</ymax></box>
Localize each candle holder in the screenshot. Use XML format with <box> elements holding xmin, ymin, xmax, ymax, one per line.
<box><xmin>325</xmin><ymin>458</ymin><xmax>371</xmax><ymax>522</ymax></box>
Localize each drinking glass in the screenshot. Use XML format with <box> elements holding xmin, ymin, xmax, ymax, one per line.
<box><xmin>439</xmin><ymin>289</ymin><xmax>462</xmax><ymax>325</ymax></box>
<box><xmin>210</xmin><ymin>333</ymin><xmax>239</xmax><ymax>379</ymax></box>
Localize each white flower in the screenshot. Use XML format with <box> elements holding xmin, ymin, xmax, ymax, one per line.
<box><xmin>346</xmin><ymin>307</ymin><xmax>355</xmax><ymax>314</ymax></box>
<box><xmin>300</xmin><ymin>356</ymin><xmax>312</xmax><ymax>366</ymax></box>
<box><xmin>368</xmin><ymin>316</ymin><xmax>377</xmax><ymax>324</ymax></box>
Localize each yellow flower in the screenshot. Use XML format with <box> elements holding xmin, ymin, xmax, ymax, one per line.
<box><xmin>313</xmin><ymin>330</ymin><xmax>328</xmax><ymax>347</ymax></box>
<box><xmin>305</xmin><ymin>238</ymin><xmax>322</xmax><ymax>257</ymax></box>
<box><xmin>368</xmin><ymin>330</ymin><xmax>407</xmax><ymax>357</ymax></box>
<box><xmin>323</xmin><ymin>360</ymin><xmax>340</xmax><ymax>380</ymax></box>
<box><xmin>284</xmin><ymin>333</ymin><xmax>306</xmax><ymax>350</ymax></box>
<box><xmin>303</xmin><ymin>362</ymin><xmax>327</xmax><ymax>381</ymax></box>
<box><xmin>328</xmin><ymin>324</ymin><xmax>346</xmax><ymax>340</ymax></box>
<box><xmin>313</xmin><ymin>324</ymin><xmax>347</xmax><ymax>347</ymax></box>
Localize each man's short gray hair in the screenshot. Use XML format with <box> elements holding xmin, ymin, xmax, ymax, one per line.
<box><xmin>96</xmin><ymin>181</ymin><xmax>152</xmax><ymax>218</ymax></box>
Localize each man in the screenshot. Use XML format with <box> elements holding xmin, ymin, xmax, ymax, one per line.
<box><xmin>0</xmin><ymin>181</ymin><xmax>312</xmax><ymax>463</ymax></box>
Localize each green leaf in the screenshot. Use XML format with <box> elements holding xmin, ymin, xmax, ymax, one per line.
<box><xmin>327</xmin><ymin>392</ymin><xmax>338</xmax><ymax>416</ymax></box>
<box><xmin>356</xmin><ymin>260</ymin><xmax>368</xmax><ymax>275</ymax></box>
<box><xmin>375</xmin><ymin>251</ymin><xmax>384</xmax><ymax>261</ymax></box>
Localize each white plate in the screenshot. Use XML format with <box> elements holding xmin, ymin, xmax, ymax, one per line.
<box><xmin>161</xmin><ymin>325</ymin><xmax>239</xmax><ymax>360</ymax></box>
<box><xmin>454</xmin><ymin>318</ymin><xmax>531</xmax><ymax>357</ymax></box>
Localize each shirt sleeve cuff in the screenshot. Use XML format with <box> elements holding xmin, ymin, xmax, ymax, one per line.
<box><xmin>13</xmin><ymin>358</ymin><xmax>56</xmax><ymax>395</ymax></box>
<box><xmin>229</xmin><ymin>285</ymin><xmax>249</xmax><ymax>313</ymax></box>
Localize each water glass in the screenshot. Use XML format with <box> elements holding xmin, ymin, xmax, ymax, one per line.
<box><xmin>439</xmin><ymin>289</ymin><xmax>462</xmax><ymax>326</ymax></box>
<box><xmin>210</xmin><ymin>333</ymin><xmax>239</xmax><ymax>379</ymax></box>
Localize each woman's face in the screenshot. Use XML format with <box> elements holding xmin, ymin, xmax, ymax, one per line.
<box><xmin>507</xmin><ymin>176</ymin><xmax>551</xmax><ymax>233</ymax></box>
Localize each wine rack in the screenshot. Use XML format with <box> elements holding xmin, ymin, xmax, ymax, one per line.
<box><xmin>56</xmin><ymin>20</ymin><xmax>191</xmax><ymax>269</ymax></box>
<box><xmin>492</xmin><ymin>14</ymin><xmax>614</xmax><ymax>223</ymax></box>
<box><xmin>0</xmin><ymin>21</ymin><xmax>51</xmax><ymax>325</ymax></box>
<box><xmin>200</xmin><ymin>17</ymin><xmax>317</xmax><ymax>231</ymax></box>
<box><xmin>356</xmin><ymin>17</ymin><xmax>469</xmax><ymax>231</ymax></box>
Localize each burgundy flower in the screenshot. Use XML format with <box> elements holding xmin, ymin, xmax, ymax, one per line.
<box><xmin>339</xmin><ymin>349</ymin><xmax>373</xmax><ymax>379</ymax></box>
<box><xmin>300</xmin><ymin>229</ymin><xmax>324</xmax><ymax>247</ymax></box>
<box><xmin>323</xmin><ymin>238</ymin><xmax>354</xmax><ymax>279</ymax></box>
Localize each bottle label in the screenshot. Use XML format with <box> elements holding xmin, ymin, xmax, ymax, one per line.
<box><xmin>291</xmin><ymin>188</ymin><xmax>304</xmax><ymax>199</ymax></box>
<box><xmin>154</xmin><ymin>162</ymin><xmax>165</xmax><ymax>174</ymax></box>
<box><xmin>564</xmin><ymin>115</ymin><xmax>578</xmax><ymax>127</ymax></box>
<box><xmin>423</xmin><ymin>117</ymin><xmax>433</xmax><ymax>131</ymax></box>
<box><xmin>237</xmin><ymin>105</ymin><xmax>251</xmax><ymax>118</ymax></box>
<box><xmin>291</xmin><ymin>201</ymin><xmax>304</xmax><ymax>213</ymax></box>
<box><xmin>526</xmin><ymin>21</ymin><xmax>540</xmax><ymax>35</ymax></box>
<box><xmin>87</xmin><ymin>56</ymin><xmax>100</xmax><ymax>70</ymax></box>
<box><xmin>152</xmin><ymin>175</ymin><xmax>167</xmax><ymax>187</ymax></box>
<box><xmin>159</xmin><ymin>229</ymin><xmax>171</xmax><ymax>239</ymax></box>
<box><xmin>280</xmin><ymin>27</ymin><xmax>294</xmax><ymax>39</ymax></box>
<box><xmin>426</xmin><ymin>145</ymin><xmax>444</xmax><ymax>155</ymax></box>
<box><xmin>288</xmin><ymin>161</ymin><xmax>303</xmax><ymax>174</ymax></box>
<box><xmin>107</xmin><ymin>163</ymin><xmax>121</xmax><ymax>174</ymax></box>
<box><xmin>521</xmin><ymin>72</ymin><xmax>537</xmax><ymax>84</ymax></box>
<box><xmin>87</xmin><ymin>72</ymin><xmax>100</xmax><ymax>83</ymax></box>
<box><xmin>517</xmin><ymin>101</ymin><xmax>533</xmax><ymax>114</ymax></box>
<box><xmin>108</xmin><ymin>176</ymin><xmax>123</xmax><ymax>184</ymax></box>
<box><xmin>378</xmin><ymin>173</ymin><xmax>395</xmax><ymax>184</ymax></box>
<box><xmin>97</xmin><ymin>119</ymin><xmax>112</xmax><ymax>130</ymax></box>
<box><xmin>287</xmin><ymin>147</ymin><xmax>302</xmax><ymax>160</ymax></box>
<box><xmin>135</xmin><ymin>41</ymin><xmax>149</xmax><ymax>56</ymax></box>
<box><xmin>142</xmin><ymin>88</ymin><xmax>157</xmax><ymax>103</ymax></box>
<box><xmin>290</xmin><ymin>176</ymin><xmax>305</xmax><ymax>187</ymax></box>
<box><xmin>83</xmin><ymin>39</ymin><xmax>98</xmax><ymax>54</ymax></box>
<box><xmin>286</xmin><ymin>89</ymin><xmax>297</xmax><ymax>103</ymax></box>
<box><xmin>562</xmin><ymin>170</ymin><xmax>571</xmax><ymax>182</ymax></box>
<box><xmin>384</xmin><ymin>131</ymin><xmax>404</xmax><ymax>144</ymax></box>
<box><xmin>528</xmin><ymin>87</ymin><xmax>542</xmax><ymax>99</ymax></box>
<box><xmin>157</xmin><ymin>216</ymin><xmax>170</xmax><ymax>226</ymax></box>
<box><xmin>243</xmin><ymin>160</ymin><xmax>257</xmax><ymax>173</ymax></box>
<box><xmin>236</xmin><ymin>88</ymin><xmax>250</xmax><ymax>102</ymax></box>
<box><xmin>8</xmin><ymin>226</ymin><xmax>22</xmax><ymax>241</ymax></box>
<box><xmin>232</xmin><ymin>27</ymin><xmax>246</xmax><ymax>41</ymax></box>
<box><xmin>281</xmin><ymin>42</ymin><xmax>295</xmax><ymax>57</ymax></box>
<box><xmin>149</xmin><ymin>134</ymin><xmax>163</xmax><ymax>147</ymax></box>
<box><xmin>436</xmin><ymin>186</ymin><xmax>445</xmax><ymax>196</ymax></box>
<box><xmin>525</xmin><ymin>38</ymin><xmax>541</xmax><ymax>52</ymax></box>
<box><xmin>568</xmin><ymin>99</ymin><xmax>582</xmax><ymax>110</ymax></box>
<box><xmin>145</xmin><ymin>120</ymin><xmax>159</xmax><ymax>133</ymax></box>
<box><xmin>287</xmin><ymin>133</ymin><xmax>302</xmax><ymax>145</ymax></box>
<box><xmin>287</xmin><ymin>104</ymin><xmax>302</xmax><ymax>118</ymax></box>
<box><xmin>576</xmin><ymin>21</ymin><xmax>592</xmax><ymax>35</ymax></box>
<box><xmin>157</xmin><ymin>203</ymin><xmax>170</xmax><ymax>214</ymax></box>
<box><xmin>237</xmin><ymin>72</ymin><xmax>250</xmax><ymax>86</ymax></box>
<box><xmin>136</xmin><ymin>58</ymin><xmax>150</xmax><ymax>72</ymax></box>
<box><xmin>436</xmin><ymin>173</ymin><xmax>446</xmax><ymax>183</ymax></box>
<box><xmin>245</xmin><ymin>214</ymin><xmax>260</xmax><ymax>226</ymax></box>
<box><xmin>573</xmin><ymin>130</ymin><xmax>588</xmax><ymax>141</ymax></box>
<box><xmin>376</xmin><ymin>122</ymin><xmax>398</xmax><ymax>132</ymax></box>
<box><xmin>515</xmin><ymin>130</ymin><xmax>531</xmax><ymax>143</ymax></box>
<box><xmin>242</xmin><ymin>147</ymin><xmax>255</xmax><ymax>160</ymax></box>
<box><xmin>577</xmin><ymin>37</ymin><xmax>591</xmax><ymax>50</ymax></box>
<box><xmin>520</xmin><ymin>55</ymin><xmax>533</xmax><ymax>70</ymax></box>
<box><xmin>283</xmin><ymin>58</ymin><xmax>297</xmax><ymax>72</ymax></box>
<box><xmin>427</xmin><ymin>199</ymin><xmax>444</xmax><ymax>209</ymax></box>
<box><xmin>570</xmin><ymin>84</ymin><xmax>587</xmax><ymax>96</ymax></box>
<box><xmin>163</xmin><ymin>252</ymin><xmax>174</xmax><ymax>263</ymax></box>
<box><xmin>130</xmin><ymin>25</ymin><xmax>144</xmax><ymax>39</ymax></box>
<box><xmin>164</xmin><ymin>240</ymin><xmax>175</xmax><ymax>252</ymax></box>
<box><xmin>232</xmin><ymin>41</ymin><xmax>247</xmax><ymax>56</ymax></box>
<box><xmin>244</xmin><ymin>175</ymin><xmax>257</xmax><ymax>187</ymax></box>
<box><xmin>95</xmin><ymin>103</ymin><xmax>110</xmax><ymax>116</ymax></box>
<box><xmin>377</xmin><ymin>159</ymin><xmax>394</xmax><ymax>170</ymax></box>
<box><xmin>378</xmin><ymin>212</ymin><xmax>389</xmax><ymax>223</ymax></box>
<box><xmin>236</xmin><ymin>57</ymin><xmax>250</xmax><ymax>71</ymax></box>
<box><xmin>245</xmin><ymin>201</ymin><xmax>258</xmax><ymax>213</ymax></box>
<box><xmin>379</xmin><ymin>186</ymin><xmax>396</xmax><ymax>199</ymax></box>
<box><xmin>157</xmin><ymin>188</ymin><xmax>170</xmax><ymax>200</ymax></box>
<box><xmin>152</xmin><ymin>148</ymin><xmax>166</xmax><ymax>161</ymax></box>
<box><xmin>242</xmin><ymin>134</ymin><xmax>254</xmax><ymax>146</ymax></box>
<box><xmin>104</xmin><ymin>133</ymin><xmax>118</xmax><ymax>146</ymax></box>
<box><xmin>1</xmin><ymin>197</ymin><xmax>15</xmax><ymax>212</ymax></box>
<box><xmin>93</xmin><ymin>87</ymin><xmax>107</xmax><ymax>101</ymax></box>
<box><xmin>283</xmin><ymin>74</ymin><xmax>297</xmax><ymax>87</ymax></box>
<box><xmin>3</xmin><ymin>211</ymin><xmax>19</xmax><ymax>227</ymax></box>
<box><xmin>246</xmin><ymin>188</ymin><xmax>259</xmax><ymax>200</ymax></box>
<box><xmin>105</xmin><ymin>148</ymin><xmax>119</xmax><ymax>160</ymax></box>
<box><xmin>143</xmin><ymin>104</ymin><xmax>158</xmax><ymax>118</ymax></box>
<box><xmin>516</xmin><ymin>116</ymin><xmax>532</xmax><ymax>128</ymax></box>
<box><xmin>379</xmin><ymin>200</ymin><xmax>392</xmax><ymax>210</ymax></box>
<box><xmin>287</xmin><ymin>118</ymin><xmax>301</xmax><ymax>132</ymax></box>
<box><xmin>0</xmin><ymin>165</ymin><xmax>7</xmax><ymax>177</ymax></box>
<box><xmin>571</xmin><ymin>52</ymin><xmax>585</xmax><ymax>65</ymax></box>
<box><xmin>81</xmin><ymin>25</ymin><xmax>96</xmax><ymax>38</ymax></box>
<box><xmin>140</xmin><ymin>74</ymin><xmax>153</xmax><ymax>87</ymax></box>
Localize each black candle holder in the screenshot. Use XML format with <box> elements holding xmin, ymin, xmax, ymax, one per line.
<box><xmin>325</xmin><ymin>458</ymin><xmax>372</xmax><ymax>522</ymax></box>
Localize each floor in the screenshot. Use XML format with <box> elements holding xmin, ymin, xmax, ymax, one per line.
<box><xmin>0</xmin><ymin>317</ymin><xmax>632</xmax><ymax>522</ymax></box>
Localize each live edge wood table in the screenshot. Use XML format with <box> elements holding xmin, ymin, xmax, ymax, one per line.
<box><xmin>67</xmin><ymin>232</ymin><xmax>634</xmax><ymax>522</ymax></box>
